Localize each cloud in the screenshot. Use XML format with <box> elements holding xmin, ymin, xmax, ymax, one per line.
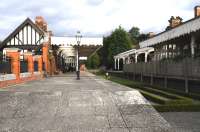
<box><xmin>86</xmin><ymin>0</ymin><xmax>104</xmax><ymax>6</ymax></box>
<box><xmin>0</xmin><ymin>0</ymin><xmax>199</xmax><ymax>40</ymax></box>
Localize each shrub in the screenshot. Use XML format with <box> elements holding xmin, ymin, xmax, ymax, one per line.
<box><xmin>154</xmin><ymin>104</ymin><xmax>200</xmax><ymax>112</ymax></box>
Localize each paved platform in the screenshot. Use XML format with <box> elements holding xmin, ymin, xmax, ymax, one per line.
<box><xmin>161</xmin><ymin>112</ymin><xmax>200</xmax><ymax>132</ymax></box>
<box><xmin>0</xmin><ymin>71</ymin><xmax>174</xmax><ymax>132</ymax></box>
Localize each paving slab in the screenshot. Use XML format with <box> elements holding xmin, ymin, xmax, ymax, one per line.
<box><xmin>0</xmin><ymin>71</ymin><xmax>176</xmax><ymax>132</ymax></box>
<box><xmin>161</xmin><ymin>112</ymin><xmax>200</xmax><ymax>132</ymax></box>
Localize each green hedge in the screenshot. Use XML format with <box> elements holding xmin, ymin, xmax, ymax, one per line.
<box><xmin>140</xmin><ymin>90</ymin><xmax>168</xmax><ymax>104</ymax></box>
<box><xmin>140</xmin><ymin>90</ymin><xmax>193</xmax><ymax>105</ymax></box>
<box><xmin>150</xmin><ymin>85</ymin><xmax>200</xmax><ymax>100</ymax></box>
<box><xmin>154</xmin><ymin>104</ymin><xmax>200</xmax><ymax>112</ymax></box>
<box><xmin>109</xmin><ymin>76</ymin><xmax>197</xmax><ymax>105</ymax></box>
<box><xmin>138</xmin><ymin>87</ymin><xmax>193</xmax><ymax>104</ymax></box>
<box><xmin>110</xmin><ymin>75</ymin><xmax>200</xmax><ymax>100</ymax></box>
<box><xmin>140</xmin><ymin>87</ymin><xmax>179</xmax><ymax>99</ymax></box>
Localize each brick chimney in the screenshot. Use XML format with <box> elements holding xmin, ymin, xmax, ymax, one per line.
<box><xmin>35</xmin><ymin>16</ymin><xmax>48</xmax><ymax>32</ymax></box>
<box><xmin>195</xmin><ymin>6</ymin><xmax>200</xmax><ymax>17</ymax></box>
<box><xmin>148</xmin><ymin>32</ymin><xmax>155</xmax><ymax>38</ymax></box>
<box><xmin>168</xmin><ymin>16</ymin><xmax>183</xmax><ymax>28</ymax></box>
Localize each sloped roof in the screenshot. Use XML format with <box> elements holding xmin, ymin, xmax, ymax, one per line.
<box><xmin>51</xmin><ymin>36</ymin><xmax>103</xmax><ymax>46</ymax></box>
<box><xmin>114</xmin><ymin>47</ymin><xmax>154</xmax><ymax>59</ymax></box>
<box><xmin>139</xmin><ymin>16</ymin><xmax>200</xmax><ymax>48</ymax></box>
<box><xmin>0</xmin><ymin>18</ymin><xmax>44</xmax><ymax>49</ymax></box>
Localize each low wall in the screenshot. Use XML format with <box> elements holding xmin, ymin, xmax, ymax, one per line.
<box><xmin>0</xmin><ymin>72</ymin><xmax>43</xmax><ymax>88</ymax></box>
<box><xmin>0</xmin><ymin>74</ymin><xmax>16</xmax><ymax>81</ymax></box>
<box><xmin>20</xmin><ymin>72</ymin><xmax>32</xmax><ymax>78</ymax></box>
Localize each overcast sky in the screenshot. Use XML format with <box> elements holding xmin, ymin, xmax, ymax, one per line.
<box><xmin>0</xmin><ymin>0</ymin><xmax>199</xmax><ymax>40</ymax></box>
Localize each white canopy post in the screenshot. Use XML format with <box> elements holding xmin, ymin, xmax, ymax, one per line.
<box><xmin>123</xmin><ymin>57</ymin><xmax>125</xmax><ymax>64</ymax></box>
<box><xmin>145</xmin><ymin>52</ymin><xmax>148</xmax><ymax>63</ymax></box>
<box><xmin>127</xmin><ymin>56</ymin><xmax>130</xmax><ymax>64</ymax></box>
<box><xmin>114</xmin><ymin>58</ymin><xmax>117</xmax><ymax>70</ymax></box>
<box><xmin>117</xmin><ymin>58</ymin><xmax>120</xmax><ymax>70</ymax></box>
<box><xmin>135</xmin><ymin>54</ymin><xmax>138</xmax><ymax>63</ymax></box>
<box><xmin>190</xmin><ymin>34</ymin><xmax>196</xmax><ymax>58</ymax></box>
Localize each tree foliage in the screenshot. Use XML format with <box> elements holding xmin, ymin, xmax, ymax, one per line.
<box><xmin>128</xmin><ymin>26</ymin><xmax>140</xmax><ymax>46</ymax></box>
<box><xmin>100</xmin><ymin>26</ymin><xmax>132</xmax><ymax>69</ymax></box>
<box><xmin>95</xmin><ymin>25</ymin><xmax>148</xmax><ymax>70</ymax></box>
<box><xmin>86</xmin><ymin>52</ymin><xmax>100</xmax><ymax>69</ymax></box>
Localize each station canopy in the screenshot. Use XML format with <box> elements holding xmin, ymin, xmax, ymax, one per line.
<box><xmin>51</xmin><ymin>36</ymin><xmax>103</xmax><ymax>57</ymax></box>
<box><xmin>139</xmin><ymin>16</ymin><xmax>200</xmax><ymax>48</ymax></box>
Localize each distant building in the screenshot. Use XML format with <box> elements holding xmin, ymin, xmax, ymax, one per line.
<box><xmin>51</xmin><ymin>36</ymin><xmax>103</xmax><ymax>71</ymax></box>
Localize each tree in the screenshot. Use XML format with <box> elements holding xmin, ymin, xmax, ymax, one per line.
<box><xmin>86</xmin><ymin>52</ymin><xmax>100</xmax><ymax>69</ymax></box>
<box><xmin>100</xmin><ymin>26</ymin><xmax>132</xmax><ymax>69</ymax></box>
<box><xmin>91</xmin><ymin>53</ymin><xmax>100</xmax><ymax>69</ymax></box>
<box><xmin>128</xmin><ymin>26</ymin><xmax>140</xmax><ymax>46</ymax></box>
<box><xmin>98</xmin><ymin>37</ymin><xmax>110</xmax><ymax>67</ymax></box>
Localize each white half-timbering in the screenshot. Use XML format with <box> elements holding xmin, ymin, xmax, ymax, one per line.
<box><xmin>5</xmin><ymin>24</ymin><xmax>43</xmax><ymax>46</ymax></box>
<box><xmin>0</xmin><ymin>18</ymin><xmax>45</xmax><ymax>60</ymax></box>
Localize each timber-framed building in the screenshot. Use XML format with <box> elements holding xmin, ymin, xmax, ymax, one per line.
<box><xmin>0</xmin><ymin>16</ymin><xmax>50</xmax><ymax>60</ymax></box>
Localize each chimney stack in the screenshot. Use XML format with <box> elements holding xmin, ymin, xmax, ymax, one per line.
<box><xmin>168</xmin><ymin>16</ymin><xmax>183</xmax><ymax>28</ymax></box>
<box><xmin>148</xmin><ymin>32</ymin><xmax>155</xmax><ymax>38</ymax></box>
<box><xmin>195</xmin><ymin>6</ymin><xmax>200</xmax><ymax>17</ymax></box>
<box><xmin>35</xmin><ymin>16</ymin><xmax>48</xmax><ymax>32</ymax></box>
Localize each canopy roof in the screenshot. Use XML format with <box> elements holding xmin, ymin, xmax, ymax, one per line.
<box><xmin>139</xmin><ymin>16</ymin><xmax>200</xmax><ymax>48</ymax></box>
<box><xmin>52</xmin><ymin>36</ymin><xmax>103</xmax><ymax>57</ymax></box>
<box><xmin>51</xmin><ymin>36</ymin><xmax>103</xmax><ymax>46</ymax></box>
<box><xmin>114</xmin><ymin>47</ymin><xmax>154</xmax><ymax>59</ymax></box>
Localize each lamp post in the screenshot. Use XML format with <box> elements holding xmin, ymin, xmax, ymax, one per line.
<box><xmin>75</xmin><ymin>31</ymin><xmax>82</xmax><ymax>80</ymax></box>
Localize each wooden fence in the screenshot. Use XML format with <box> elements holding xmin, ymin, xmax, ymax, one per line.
<box><xmin>124</xmin><ymin>58</ymin><xmax>200</xmax><ymax>79</ymax></box>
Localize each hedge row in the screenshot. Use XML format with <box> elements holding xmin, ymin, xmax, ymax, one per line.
<box><xmin>140</xmin><ymin>89</ymin><xmax>193</xmax><ymax>105</ymax></box>
<box><xmin>154</xmin><ymin>104</ymin><xmax>200</xmax><ymax>112</ymax></box>
<box><xmin>108</xmin><ymin>76</ymin><xmax>199</xmax><ymax>108</ymax></box>
<box><xmin>109</xmin><ymin>72</ymin><xmax>200</xmax><ymax>100</ymax></box>
<box><xmin>140</xmin><ymin>90</ymin><xmax>169</xmax><ymax>105</ymax></box>
<box><xmin>150</xmin><ymin>85</ymin><xmax>200</xmax><ymax>101</ymax></box>
<box><xmin>110</xmin><ymin>75</ymin><xmax>200</xmax><ymax>101</ymax></box>
<box><xmin>143</xmin><ymin>87</ymin><xmax>179</xmax><ymax>100</ymax></box>
<box><xmin>138</xmin><ymin>87</ymin><xmax>193</xmax><ymax>104</ymax></box>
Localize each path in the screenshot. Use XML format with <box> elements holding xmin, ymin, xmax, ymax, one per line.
<box><xmin>0</xmin><ymin>71</ymin><xmax>174</xmax><ymax>132</ymax></box>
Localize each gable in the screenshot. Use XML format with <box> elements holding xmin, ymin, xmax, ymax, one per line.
<box><xmin>0</xmin><ymin>18</ymin><xmax>45</xmax><ymax>49</ymax></box>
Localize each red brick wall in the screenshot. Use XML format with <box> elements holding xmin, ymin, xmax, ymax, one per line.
<box><xmin>0</xmin><ymin>51</ymin><xmax>44</xmax><ymax>89</ymax></box>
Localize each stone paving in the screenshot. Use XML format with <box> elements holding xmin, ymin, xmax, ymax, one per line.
<box><xmin>0</xmin><ymin>71</ymin><xmax>175</xmax><ymax>132</ymax></box>
<box><xmin>161</xmin><ymin>112</ymin><xmax>200</xmax><ymax>132</ymax></box>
